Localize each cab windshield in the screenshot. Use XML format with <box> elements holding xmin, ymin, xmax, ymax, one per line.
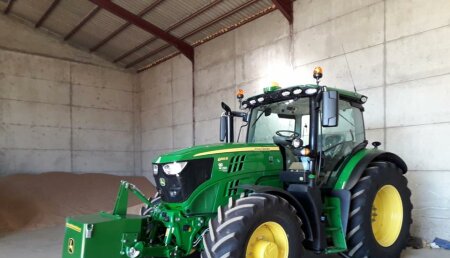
<box><xmin>247</xmin><ymin>97</ymin><xmax>310</xmax><ymax>144</ymax></box>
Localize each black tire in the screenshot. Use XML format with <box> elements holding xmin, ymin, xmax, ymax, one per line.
<box><xmin>201</xmin><ymin>193</ymin><xmax>305</xmax><ymax>258</ymax></box>
<box><xmin>345</xmin><ymin>161</ymin><xmax>412</xmax><ymax>258</ymax></box>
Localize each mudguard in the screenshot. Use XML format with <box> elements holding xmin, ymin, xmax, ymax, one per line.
<box><xmin>334</xmin><ymin>148</ymin><xmax>408</xmax><ymax>191</ymax></box>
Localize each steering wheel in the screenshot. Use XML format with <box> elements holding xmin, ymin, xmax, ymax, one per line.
<box><xmin>275</xmin><ymin>130</ymin><xmax>300</xmax><ymax>140</ymax></box>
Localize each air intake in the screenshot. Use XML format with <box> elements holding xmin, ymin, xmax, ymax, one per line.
<box><xmin>227</xmin><ymin>155</ymin><xmax>246</xmax><ymax>173</ymax></box>
<box><xmin>226</xmin><ymin>180</ymin><xmax>240</xmax><ymax>196</ymax></box>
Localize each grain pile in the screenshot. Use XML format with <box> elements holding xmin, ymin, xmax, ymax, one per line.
<box><xmin>0</xmin><ymin>172</ymin><xmax>155</xmax><ymax>235</ymax></box>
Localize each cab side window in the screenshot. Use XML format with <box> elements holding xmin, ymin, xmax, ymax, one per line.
<box><xmin>320</xmin><ymin>100</ymin><xmax>365</xmax><ymax>172</ymax></box>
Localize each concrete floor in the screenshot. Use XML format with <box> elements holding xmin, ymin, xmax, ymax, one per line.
<box><xmin>0</xmin><ymin>227</ymin><xmax>449</xmax><ymax>258</ymax></box>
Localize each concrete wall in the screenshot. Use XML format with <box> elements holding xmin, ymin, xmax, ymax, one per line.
<box><xmin>139</xmin><ymin>0</ymin><xmax>450</xmax><ymax>241</ymax></box>
<box><xmin>0</xmin><ymin>15</ymin><xmax>139</xmax><ymax>176</ymax></box>
<box><xmin>138</xmin><ymin>55</ymin><xmax>193</xmax><ymax>183</ymax></box>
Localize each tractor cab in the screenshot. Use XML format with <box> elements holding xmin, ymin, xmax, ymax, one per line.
<box><xmin>217</xmin><ymin>69</ymin><xmax>372</xmax><ymax>252</ymax></box>
<box><xmin>245</xmin><ymin>88</ymin><xmax>366</xmax><ymax>187</ymax></box>
<box><xmin>220</xmin><ymin>68</ymin><xmax>368</xmax><ymax>189</ymax></box>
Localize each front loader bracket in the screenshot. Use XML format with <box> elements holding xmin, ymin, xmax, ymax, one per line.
<box><xmin>113</xmin><ymin>181</ymin><xmax>153</xmax><ymax>216</ymax></box>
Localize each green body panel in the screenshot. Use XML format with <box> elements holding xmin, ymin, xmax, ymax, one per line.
<box><xmin>62</xmin><ymin>213</ymin><xmax>144</xmax><ymax>258</ymax></box>
<box><xmin>320</xmin><ymin>148</ymin><xmax>384</xmax><ymax>254</ymax></box>
<box><xmin>323</xmin><ymin>197</ymin><xmax>347</xmax><ymax>254</ymax></box>
<box><xmin>333</xmin><ymin>148</ymin><xmax>382</xmax><ymax>190</ymax></box>
<box><xmin>153</xmin><ymin>143</ymin><xmax>281</xmax><ymax>162</ymax></box>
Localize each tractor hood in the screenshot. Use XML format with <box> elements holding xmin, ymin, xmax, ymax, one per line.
<box><xmin>152</xmin><ymin>143</ymin><xmax>280</xmax><ymax>164</ymax></box>
<box><xmin>152</xmin><ymin>143</ymin><xmax>282</xmax><ymax>203</ymax></box>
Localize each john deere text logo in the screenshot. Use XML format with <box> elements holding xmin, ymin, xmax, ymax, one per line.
<box><xmin>68</xmin><ymin>238</ymin><xmax>75</xmax><ymax>254</ymax></box>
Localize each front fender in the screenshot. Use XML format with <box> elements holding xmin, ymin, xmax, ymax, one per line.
<box><xmin>334</xmin><ymin>148</ymin><xmax>408</xmax><ymax>190</ymax></box>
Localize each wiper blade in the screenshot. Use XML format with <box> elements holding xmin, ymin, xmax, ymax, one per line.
<box><xmin>252</xmin><ymin>108</ymin><xmax>268</xmax><ymax>126</ymax></box>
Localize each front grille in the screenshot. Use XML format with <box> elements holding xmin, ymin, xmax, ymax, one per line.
<box><xmin>154</xmin><ymin>158</ymin><xmax>213</xmax><ymax>203</ymax></box>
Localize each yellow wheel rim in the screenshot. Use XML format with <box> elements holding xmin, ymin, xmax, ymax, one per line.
<box><xmin>246</xmin><ymin>221</ymin><xmax>289</xmax><ymax>258</ymax></box>
<box><xmin>371</xmin><ymin>185</ymin><xmax>403</xmax><ymax>247</ymax></box>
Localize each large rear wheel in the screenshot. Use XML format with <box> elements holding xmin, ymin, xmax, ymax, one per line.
<box><xmin>202</xmin><ymin>193</ymin><xmax>305</xmax><ymax>258</ymax></box>
<box><xmin>345</xmin><ymin>161</ymin><xmax>412</xmax><ymax>258</ymax></box>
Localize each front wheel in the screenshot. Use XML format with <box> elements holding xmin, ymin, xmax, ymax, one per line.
<box><xmin>202</xmin><ymin>193</ymin><xmax>305</xmax><ymax>258</ymax></box>
<box><xmin>345</xmin><ymin>161</ymin><xmax>412</xmax><ymax>258</ymax></box>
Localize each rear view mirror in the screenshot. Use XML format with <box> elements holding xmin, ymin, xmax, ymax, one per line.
<box><xmin>219</xmin><ymin>115</ymin><xmax>228</xmax><ymax>142</ymax></box>
<box><xmin>322</xmin><ymin>91</ymin><xmax>339</xmax><ymax>127</ymax></box>
<box><xmin>221</xmin><ymin>102</ymin><xmax>231</xmax><ymax>113</ymax></box>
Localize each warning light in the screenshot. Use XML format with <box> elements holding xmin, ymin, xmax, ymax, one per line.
<box><xmin>313</xmin><ymin>67</ymin><xmax>323</xmax><ymax>80</ymax></box>
<box><xmin>264</xmin><ymin>82</ymin><xmax>282</xmax><ymax>93</ymax></box>
<box><xmin>236</xmin><ymin>89</ymin><xmax>245</xmax><ymax>99</ymax></box>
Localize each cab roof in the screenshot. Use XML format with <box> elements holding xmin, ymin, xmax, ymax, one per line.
<box><xmin>242</xmin><ymin>84</ymin><xmax>367</xmax><ymax>109</ymax></box>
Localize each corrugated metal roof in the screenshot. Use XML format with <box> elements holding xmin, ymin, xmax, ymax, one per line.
<box><xmin>97</xmin><ymin>26</ymin><xmax>154</xmax><ymax>63</ymax></box>
<box><xmin>112</xmin><ymin>0</ymin><xmax>159</xmax><ymax>15</ymax></box>
<box><xmin>138</xmin><ymin>45</ymin><xmax>178</xmax><ymax>66</ymax></box>
<box><xmin>70</xmin><ymin>9</ymin><xmax>126</xmax><ymax>50</ymax></box>
<box><xmin>5</xmin><ymin>0</ymin><xmax>53</xmax><ymax>22</ymax></box>
<box><xmin>3</xmin><ymin>0</ymin><xmax>278</xmax><ymax>71</ymax></box>
<box><xmin>140</xmin><ymin>0</ymin><xmax>211</xmax><ymax>30</ymax></box>
<box><xmin>120</xmin><ymin>39</ymin><xmax>167</xmax><ymax>66</ymax></box>
<box><xmin>41</xmin><ymin>0</ymin><xmax>96</xmax><ymax>36</ymax></box>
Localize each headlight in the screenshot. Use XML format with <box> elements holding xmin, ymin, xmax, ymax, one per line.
<box><xmin>153</xmin><ymin>164</ymin><xmax>159</xmax><ymax>175</ymax></box>
<box><xmin>162</xmin><ymin>162</ymin><xmax>188</xmax><ymax>175</ymax></box>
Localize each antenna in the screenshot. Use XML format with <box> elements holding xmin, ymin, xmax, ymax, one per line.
<box><xmin>342</xmin><ymin>45</ymin><xmax>357</xmax><ymax>93</ymax></box>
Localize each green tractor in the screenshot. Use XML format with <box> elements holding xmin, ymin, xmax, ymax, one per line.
<box><xmin>62</xmin><ymin>68</ymin><xmax>412</xmax><ymax>258</ymax></box>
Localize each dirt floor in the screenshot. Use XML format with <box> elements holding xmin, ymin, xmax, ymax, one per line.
<box><xmin>0</xmin><ymin>172</ymin><xmax>155</xmax><ymax>236</ymax></box>
<box><xmin>0</xmin><ymin>225</ymin><xmax>448</xmax><ymax>258</ymax></box>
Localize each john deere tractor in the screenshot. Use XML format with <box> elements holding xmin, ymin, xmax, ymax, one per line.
<box><xmin>62</xmin><ymin>68</ymin><xmax>412</xmax><ymax>258</ymax></box>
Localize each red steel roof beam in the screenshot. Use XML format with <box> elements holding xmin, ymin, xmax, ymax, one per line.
<box><xmin>271</xmin><ymin>0</ymin><xmax>293</xmax><ymax>24</ymax></box>
<box><xmin>113</xmin><ymin>0</ymin><xmax>222</xmax><ymax>64</ymax></box>
<box><xmin>89</xmin><ymin>0</ymin><xmax>164</xmax><ymax>52</ymax></box>
<box><xmin>125</xmin><ymin>0</ymin><xmax>260</xmax><ymax>68</ymax></box>
<box><xmin>137</xmin><ymin>4</ymin><xmax>278</xmax><ymax>72</ymax></box>
<box><xmin>35</xmin><ymin>0</ymin><xmax>61</xmax><ymax>28</ymax></box>
<box><xmin>64</xmin><ymin>6</ymin><xmax>101</xmax><ymax>41</ymax></box>
<box><xmin>90</xmin><ymin>0</ymin><xmax>193</xmax><ymax>62</ymax></box>
<box><xmin>3</xmin><ymin>0</ymin><xmax>16</xmax><ymax>14</ymax></box>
